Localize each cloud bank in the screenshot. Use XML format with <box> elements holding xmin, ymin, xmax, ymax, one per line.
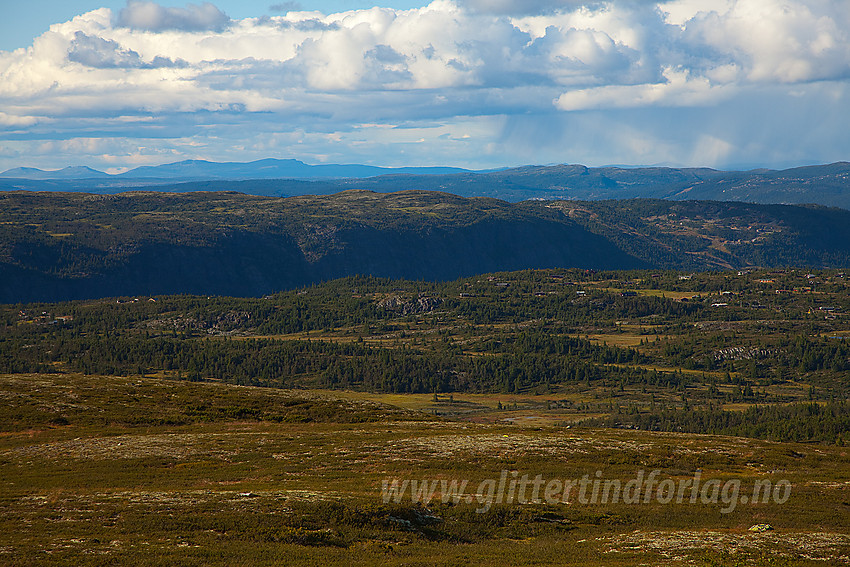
<box><xmin>1</xmin><ymin>0</ymin><xmax>849</xmax><ymax>171</ymax></box>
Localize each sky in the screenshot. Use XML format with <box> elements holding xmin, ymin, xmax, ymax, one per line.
<box><xmin>1</xmin><ymin>0</ymin><xmax>849</xmax><ymax>173</ymax></box>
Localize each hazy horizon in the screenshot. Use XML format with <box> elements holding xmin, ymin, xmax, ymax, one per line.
<box><xmin>6</xmin><ymin>157</ymin><xmax>850</xmax><ymax>179</ymax></box>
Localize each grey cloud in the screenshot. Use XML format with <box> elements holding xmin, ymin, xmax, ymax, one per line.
<box><xmin>362</xmin><ymin>45</ymin><xmax>412</xmax><ymax>86</ymax></box>
<box><xmin>195</xmin><ymin>58</ymin><xmax>299</xmax><ymax>92</ymax></box>
<box><xmin>276</xmin><ymin>19</ymin><xmax>339</xmax><ymax>31</ymax></box>
<box><xmin>116</xmin><ymin>1</ymin><xmax>231</xmax><ymax>32</ymax></box>
<box><xmin>68</xmin><ymin>33</ymin><xmax>146</xmax><ymax>68</ymax></box>
<box><xmin>68</xmin><ymin>32</ymin><xmax>186</xmax><ymax>69</ymax></box>
<box><xmin>149</xmin><ymin>55</ymin><xmax>188</xmax><ymax>68</ymax></box>
<box><xmin>367</xmin><ymin>45</ymin><xmax>406</xmax><ymax>65</ymax></box>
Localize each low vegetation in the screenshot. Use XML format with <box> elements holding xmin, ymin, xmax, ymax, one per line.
<box><xmin>1</xmin><ymin>372</ymin><xmax>849</xmax><ymax>566</ymax></box>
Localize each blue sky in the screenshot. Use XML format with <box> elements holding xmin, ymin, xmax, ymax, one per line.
<box><xmin>2</xmin><ymin>0</ymin><xmax>849</xmax><ymax>173</ymax></box>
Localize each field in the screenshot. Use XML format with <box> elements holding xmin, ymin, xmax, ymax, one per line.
<box><xmin>1</xmin><ymin>372</ymin><xmax>849</xmax><ymax>566</ymax></box>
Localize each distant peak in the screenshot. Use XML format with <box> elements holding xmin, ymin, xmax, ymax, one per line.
<box><xmin>0</xmin><ymin>165</ymin><xmax>108</xmax><ymax>179</ymax></box>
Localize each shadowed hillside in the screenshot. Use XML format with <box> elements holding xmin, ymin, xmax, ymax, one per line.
<box><xmin>6</xmin><ymin>190</ymin><xmax>850</xmax><ymax>303</ymax></box>
<box><xmin>0</xmin><ymin>190</ymin><xmax>640</xmax><ymax>302</ymax></box>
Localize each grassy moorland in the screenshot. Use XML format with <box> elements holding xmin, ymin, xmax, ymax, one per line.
<box><xmin>1</xmin><ymin>372</ymin><xmax>849</xmax><ymax>566</ymax></box>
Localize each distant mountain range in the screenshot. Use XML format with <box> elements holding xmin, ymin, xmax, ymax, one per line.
<box><xmin>0</xmin><ymin>165</ymin><xmax>112</xmax><ymax>180</ymax></box>
<box><xmin>324</xmin><ymin>162</ymin><xmax>850</xmax><ymax>208</ymax></box>
<box><xmin>0</xmin><ymin>158</ymin><xmax>471</xmax><ymax>181</ymax></box>
<box><xmin>4</xmin><ymin>189</ymin><xmax>850</xmax><ymax>302</ymax></box>
<box><xmin>2</xmin><ymin>159</ymin><xmax>850</xmax><ymax>209</ymax></box>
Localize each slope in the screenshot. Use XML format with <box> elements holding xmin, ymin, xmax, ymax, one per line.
<box><xmin>0</xmin><ymin>190</ymin><xmax>640</xmax><ymax>303</ymax></box>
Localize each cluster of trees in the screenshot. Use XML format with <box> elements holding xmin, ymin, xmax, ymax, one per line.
<box><xmin>4</xmin><ymin>269</ymin><xmax>850</xmax><ymax>391</ymax></box>
<box><xmin>0</xmin><ymin>325</ymin><xmax>652</xmax><ymax>394</ymax></box>
<box><xmin>656</xmin><ymin>332</ymin><xmax>850</xmax><ymax>379</ymax></box>
<box><xmin>593</xmin><ymin>401</ymin><xmax>850</xmax><ymax>444</ymax></box>
<box><xmin>3</xmin><ymin>268</ymin><xmax>849</xmax><ymax>446</ymax></box>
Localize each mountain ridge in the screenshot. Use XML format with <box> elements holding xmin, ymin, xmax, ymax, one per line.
<box><xmin>3</xmin><ymin>189</ymin><xmax>850</xmax><ymax>303</ymax></box>
<box><xmin>0</xmin><ymin>165</ymin><xmax>111</xmax><ymax>180</ymax></box>
<box><xmin>0</xmin><ymin>158</ymin><xmax>472</xmax><ymax>181</ymax></box>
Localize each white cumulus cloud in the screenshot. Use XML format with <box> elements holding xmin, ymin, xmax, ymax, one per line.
<box><xmin>0</xmin><ymin>0</ymin><xmax>848</xmax><ymax>172</ymax></box>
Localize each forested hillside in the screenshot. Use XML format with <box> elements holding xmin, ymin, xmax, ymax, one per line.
<box><xmin>0</xmin><ymin>190</ymin><xmax>639</xmax><ymax>303</ymax></box>
<box><xmin>4</xmin><ymin>268</ymin><xmax>850</xmax><ymax>443</ymax></box>
<box><xmin>4</xmin><ymin>190</ymin><xmax>850</xmax><ymax>302</ymax></box>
